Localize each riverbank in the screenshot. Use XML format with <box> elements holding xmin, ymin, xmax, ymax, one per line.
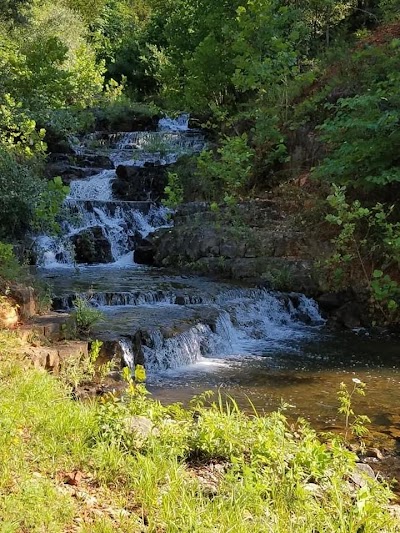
<box><xmin>0</xmin><ymin>329</ymin><xmax>399</xmax><ymax>532</ymax></box>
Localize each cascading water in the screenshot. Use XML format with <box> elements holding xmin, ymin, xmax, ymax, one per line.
<box><xmin>36</xmin><ymin>115</ymin><xmax>205</xmax><ymax>267</ymax></box>
<box><xmin>116</xmin><ymin>288</ymin><xmax>325</xmax><ymax>375</ymax></box>
<box><xmin>38</xmin><ymin>114</ymin><xmax>332</xmax><ymax>408</ymax></box>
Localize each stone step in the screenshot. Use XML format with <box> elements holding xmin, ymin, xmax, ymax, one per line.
<box><xmin>25</xmin><ymin>341</ymin><xmax>89</xmax><ymax>374</ymax></box>
<box><xmin>17</xmin><ymin>313</ymin><xmax>70</xmax><ymax>342</ymax></box>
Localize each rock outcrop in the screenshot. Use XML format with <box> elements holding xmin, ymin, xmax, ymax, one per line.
<box><xmin>113</xmin><ymin>163</ymin><xmax>168</xmax><ymax>202</ymax></box>
<box><xmin>137</xmin><ymin>201</ymin><xmax>327</xmax><ymax>293</ymax></box>
<box><xmin>71</xmin><ymin>227</ymin><xmax>113</xmax><ymax>264</ymax></box>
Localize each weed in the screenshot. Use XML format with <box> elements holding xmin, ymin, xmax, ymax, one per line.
<box><xmin>338</xmin><ymin>378</ymin><xmax>371</xmax><ymax>446</ymax></box>
<box><xmin>59</xmin><ymin>339</ymin><xmax>111</xmax><ymax>390</ymax></box>
<box><xmin>262</xmin><ymin>267</ymin><xmax>293</xmax><ymax>291</ymax></box>
<box><xmin>69</xmin><ymin>296</ymin><xmax>104</xmax><ymax>337</ymax></box>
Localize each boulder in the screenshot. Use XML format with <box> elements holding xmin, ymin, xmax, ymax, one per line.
<box><xmin>0</xmin><ymin>297</ymin><xmax>19</xmax><ymax>328</ymax></box>
<box><xmin>9</xmin><ymin>284</ymin><xmax>37</xmax><ymax>319</ymax></box>
<box><xmin>134</xmin><ymin>237</ymin><xmax>156</xmax><ymax>265</ymax></box>
<box><xmin>72</xmin><ymin>154</ymin><xmax>114</xmax><ymax>169</ymax></box>
<box><xmin>113</xmin><ymin>164</ymin><xmax>168</xmax><ymax>202</ymax></box>
<box><xmin>71</xmin><ymin>227</ymin><xmax>113</xmax><ymax>264</ymax></box>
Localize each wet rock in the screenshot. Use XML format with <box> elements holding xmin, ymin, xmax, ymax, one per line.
<box><xmin>71</xmin><ymin>227</ymin><xmax>113</xmax><ymax>264</ymax></box>
<box><xmin>113</xmin><ymin>164</ymin><xmax>168</xmax><ymax>202</ymax></box>
<box><xmin>175</xmin><ymin>296</ymin><xmax>186</xmax><ymax>305</ymax></box>
<box><xmin>333</xmin><ymin>301</ymin><xmax>366</xmax><ymax>329</ymax></box>
<box><xmin>134</xmin><ymin>237</ymin><xmax>155</xmax><ymax>265</ymax></box>
<box><xmin>364</xmin><ymin>447</ymin><xmax>384</xmax><ymax>460</ymax></box>
<box><xmin>44</xmin><ymin>128</ymin><xmax>74</xmax><ymax>154</ymax></box>
<box><xmin>72</xmin><ymin>154</ymin><xmax>113</xmax><ymax>169</ymax></box>
<box><xmin>94</xmin><ymin>111</ymin><xmax>159</xmax><ymax>132</ymax></box>
<box><xmin>46</xmin><ymin>160</ymin><xmax>99</xmax><ymax>185</ymax></box>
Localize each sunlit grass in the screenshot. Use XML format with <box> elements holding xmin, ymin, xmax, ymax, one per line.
<box><xmin>0</xmin><ymin>330</ymin><xmax>398</xmax><ymax>532</ymax></box>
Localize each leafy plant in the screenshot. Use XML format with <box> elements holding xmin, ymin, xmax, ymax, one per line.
<box><xmin>70</xmin><ymin>296</ymin><xmax>104</xmax><ymax>337</ymax></box>
<box><xmin>338</xmin><ymin>379</ymin><xmax>371</xmax><ymax>445</ymax></box>
<box><xmin>262</xmin><ymin>267</ymin><xmax>293</xmax><ymax>291</ymax></box>
<box><xmin>323</xmin><ymin>185</ymin><xmax>400</xmax><ymax>321</ymax></box>
<box><xmin>196</xmin><ymin>134</ymin><xmax>255</xmax><ymax>202</ymax></box>
<box><xmin>59</xmin><ymin>339</ymin><xmax>110</xmax><ymax>390</ymax></box>
<box><xmin>33</xmin><ymin>176</ymin><xmax>70</xmax><ymax>235</ymax></box>
<box><xmin>163</xmin><ymin>171</ymin><xmax>183</xmax><ymax>208</ymax></box>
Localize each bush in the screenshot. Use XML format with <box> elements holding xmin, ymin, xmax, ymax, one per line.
<box><xmin>196</xmin><ymin>134</ymin><xmax>255</xmax><ymax>202</ymax></box>
<box><xmin>312</xmin><ymin>44</ymin><xmax>400</xmax><ymax>190</ymax></box>
<box><xmin>0</xmin><ymin>147</ymin><xmax>44</xmax><ymax>239</ymax></box>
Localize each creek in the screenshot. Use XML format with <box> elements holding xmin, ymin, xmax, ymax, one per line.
<box><xmin>36</xmin><ymin>116</ymin><xmax>400</xmax><ymax>449</ymax></box>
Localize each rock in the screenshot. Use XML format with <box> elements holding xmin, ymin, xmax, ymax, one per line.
<box><xmin>72</xmin><ymin>154</ymin><xmax>113</xmax><ymax>169</ymax></box>
<box><xmin>175</xmin><ymin>296</ymin><xmax>186</xmax><ymax>305</ymax></box>
<box><xmin>0</xmin><ymin>298</ymin><xmax>19</xmax><ymax>328</ymax></box>
<box><xmin>304</xmin><ymin>483</ymin><xmax>323</xmax><ymax>498</ymax></box>
<box><xmin>45</xmin><ymin>158</ymin><xmax>101</xmax><ymax>185</ymax></box>
<box><xmin>364</xmin><ymin>447</ymin><xmax>384</xmax><ymax>460</ymax></box>
<box><xmin>113</xmin><ymin>164</ymin><xmax>168</xmax><ymax>202</ymax></box>
<box><xmin>25</xmin><ymin>341</ymin><xmax>90</xmax><ymax>374</ymax></box>
<box><xmin>388</xmin><ymin>505</ymin><xmax>400</xmax><ymax>522</ymax></box>
<box><xmin>9</xmin><ymin>284</ymin><xmax>37</xmax><ymax>319</ymax></box>
<box><xmin>94</xmin><ymin>110</ymin><xmax>159</xmax><ymax>132</ymax></box>
<box><xmin>134</xmin><ymin>237</ymin><xmax>156</xmax><ymax>265</ymax></box>
<box><xmin>318</xmin><ymin>292</ymin><xmax>348</xmax><ymax>311</ymax></box>
<box><xmin>350</xmin><ymin>463</ymin><xmax>375</xmax><ymax>487</ymax></box>
<box><xmin>333</xmin><ymin>301</ymin><xmax>365</xmax><ymax>329</ymax></box>
<box><xmin>71</xmin><ymin>227</ymin><xmax>113</xmax><ymax>264</ymax></box>
<box><xmin>44</xmin><ymin>129</ymin><xmax>74</xmax><ymax>154</ymax></box>
<box><xmin>124</xmin><ymin>416</ymin><xmax>159</xmax><ymax>439</ymax></box>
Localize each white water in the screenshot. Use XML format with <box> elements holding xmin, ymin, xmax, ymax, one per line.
<box><xmin>118</xmin><ymin>290</ymin><xmax>324</xmax><ymax>374</ymax></box>
<box><xmin>36</xmin><ymin>115</ymin><xmax>198</xmax><ymax>268</ymax></box>
<box><xmin>158</xmin><ymin>114</ymin><xmax>190</xmax><ymax>131</ymax></box>
<box><xmin>38</xmin><ymin>114</ymin><xmax>326</xmax><ymax>384</ymax></box>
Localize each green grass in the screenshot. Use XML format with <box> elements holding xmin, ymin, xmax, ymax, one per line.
<box><xmin>0</xmin><ymin>330</ymin><xmax>398</xmax><ymax>532</ymax></box>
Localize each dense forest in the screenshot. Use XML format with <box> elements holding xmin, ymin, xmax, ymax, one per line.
<box><xmin>0</xmin><ymin>0</ymin><xmax>400</xmax><ymax>321</ymax></box>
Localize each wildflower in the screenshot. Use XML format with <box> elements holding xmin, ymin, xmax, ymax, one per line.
<box><xmin>352</xmin><ymin>378</ymin><xmax>361</xmax><ymax>384</ymax></box>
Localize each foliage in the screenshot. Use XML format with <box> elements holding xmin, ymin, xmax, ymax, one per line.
<box><xmin>313</xmin><ymin>53</ymin><xmax>400</xmax><ymax>189</ymax></box>
<box><xmin>59</xmin><ymin>339</ymin><xmax>111</xmax><ymax>390</ymax></box>
<box><xmin>337</xmin><ymin>378</ymin><xmax>371</xmax><ymax>444</ymax></box>
<box><xmin>323</xmin><ymin>185</ymin><xmax>400</xmax><ymax>321</ymax></box>
<box><xmin>0</xmin><ymin>147</ymin><xmax>44</xmax><ymax>239</ymax></box>
<box><xmin>0</xmin><ymin>243</ymin><xmax>17</xmax><ymax>276</ymax></box>
<box><xmin>70</xmin><ymin>296</ymin><xmax>104</xmax><ymax>337</ymax></box>
<box><xmin>196</xmin><ymin>134</ymin><xmax>255</xmax><ymax>202</ymax></box>
<box><xmin>262</xmin><ymin>267</ymin><xmax>293</xmax><ymax>292</ymax></box>
<box><xmin>0</xmin><ymin>332</ymin><xmax>397</xmax><ymax>531</ymax></box>
<box><xmin>33</xmin><ymin>177</ymin><xmax>70</xmax><ymax>235</ymax></box>
<box><xmin>163</xmin><ymin>171</ymin><xmax>183</xmax><ymax>208</ymax></box>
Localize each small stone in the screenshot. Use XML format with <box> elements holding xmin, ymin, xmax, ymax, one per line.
<box><xmin>350</xmin><ymin>463</ymin><xmax>375</xmax><ymax>487</ymax></box>
<box><xmin>304</xmin><ymin>483</ymin><xmax>323</xmax><ymax>498</ymax></box>
<box><xmin>365</xmin><ymin>447</ymin><xmax>384</xmax><ymax>460</ymax></box>
<box><xmin>124</xmin><ymin>416</ymin><xmax>159</xmax><ymax>439</ymax></box>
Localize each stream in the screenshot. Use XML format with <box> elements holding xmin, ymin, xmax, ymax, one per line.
<box><xmin>36</xmin><ymin>116</ymin><xmax>400</xmax><ymax>454</ymax></box>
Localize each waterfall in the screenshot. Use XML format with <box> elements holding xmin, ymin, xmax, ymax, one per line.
<box><xmin>119</xmin><ymin>338</ymin><xmax>136</xmax><ymax>369</ymax></box>
<box><xmin>117</xmin><ymin>291</ymin><xmax>324</xmax><ymax>374</ymax></box>
<box><xmin>38</xmin><ymin>114</ymin><xmax>326</xmax><ymax>387</ymax></box>
<box><xmin>159</xmin><ymin>114</ymin><xmax>190</xmax><ymax>131</ymax></box>
<box><xmin>36</xmin><ymin>114</ymin><xmax>200</xmax><ymax>268</ymax></box>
